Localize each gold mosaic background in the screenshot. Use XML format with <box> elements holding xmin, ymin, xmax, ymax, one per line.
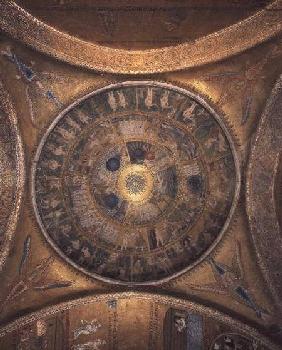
<box><xmin>0</xmin><ymin>1</ymin><xmax>282</xmax><ymax>349</ymax></box>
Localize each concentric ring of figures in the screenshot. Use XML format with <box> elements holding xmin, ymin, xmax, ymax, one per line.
<box><xmin>32</xmin><ymin>81</ymin><xmax>240</xmax><ymax>284</ymax></box>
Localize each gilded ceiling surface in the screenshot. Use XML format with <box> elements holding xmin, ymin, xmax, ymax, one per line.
<box><xmin>0</xmin><ymin>0</ymin><xmax>282</xmax><ymax>349</ymax></box>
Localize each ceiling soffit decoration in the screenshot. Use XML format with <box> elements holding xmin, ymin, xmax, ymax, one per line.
<box><xmin>0</xmin><ymin>293</ymin><xmax>279</xmax><ymax>350</ymax></box>
<box><xmin>0</xmin><ymin>0</ymin><xmax>281</xmax><ymax>73</ymax></box>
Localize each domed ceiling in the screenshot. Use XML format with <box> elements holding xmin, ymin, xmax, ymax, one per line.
<box><xmin>32</xmin><ymin>82</ymin><xmax>239</xmax><ymax>284</ymax></box>
<box><xmin>1</xmin><ymin>1</ymin><xmax>282</xmax><ymax>349</ymax></box>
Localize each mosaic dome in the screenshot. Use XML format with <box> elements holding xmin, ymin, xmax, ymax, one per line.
<box><xmin>32</xmin><ymin>82</ymin><xmax>239</xmax><ymax>284</ymax></box>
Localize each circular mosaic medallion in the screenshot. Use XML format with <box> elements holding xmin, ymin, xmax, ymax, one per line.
<box><xmin>32</xmin><ymin>82</ymin><xmax>240</xmax><ymax>284</ymax></box>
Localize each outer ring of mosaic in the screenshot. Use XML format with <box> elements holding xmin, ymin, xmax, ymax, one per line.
<box><xmin>31</xmin><ymin>81</ymin><xmax>241</xmax><ymax>286</ymax></box>
<box><xmin>0</xmin><ymin>1</ymin><xmax>282</xmax><ymax>74</ymax></box>
<box><xmin>0</xmin><ymin>81</ymin><xmax>25</xmax><ymax>270</ymax></box>
<box><xmin>0</xmin><ymin>292</ymin><xmax>278</xmax><ymax>349</ymax></box>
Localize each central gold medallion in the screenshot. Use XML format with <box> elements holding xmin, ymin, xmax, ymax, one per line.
<box><xmin>117</xmin><ymin>164</ymin><xmax>154</xmax><ymax>203</ymax></box>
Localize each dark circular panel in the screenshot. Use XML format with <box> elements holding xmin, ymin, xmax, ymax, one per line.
<box><xmin>32</xmin><ymin>81</ymin><xmax>240</xmax><ymax>284</ymax></box>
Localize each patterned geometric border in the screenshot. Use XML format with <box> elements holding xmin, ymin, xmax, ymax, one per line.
<box><xmin>0</xmin><ymin>1</ymin><xmax>281</xmax><ymax>74</ymax></box>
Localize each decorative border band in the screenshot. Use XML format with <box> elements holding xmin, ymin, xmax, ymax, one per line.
<box><xmin>246</xmin><ymin>75</ymin><xmax>282</xmax><ymax>309</ymax></box>
<box><xmin>0</xmin><ymin>81</ymin><xmax>25</xmax><ymax>270</ymax></box>
<box><xmin>0</xmin><ymin>1</ymin><xmax>282</xmax><ymax>74</ymax></box>
<box><xmin>0</xmin><ymin>292</ymin><xmax>279</xmax><ymax>349</ymax></box>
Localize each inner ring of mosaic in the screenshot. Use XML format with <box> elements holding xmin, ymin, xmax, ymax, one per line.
<box><xmin>33</xmin><ymin>83</ymin><xmax>237</xmax><ymax>283</ymax></box>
